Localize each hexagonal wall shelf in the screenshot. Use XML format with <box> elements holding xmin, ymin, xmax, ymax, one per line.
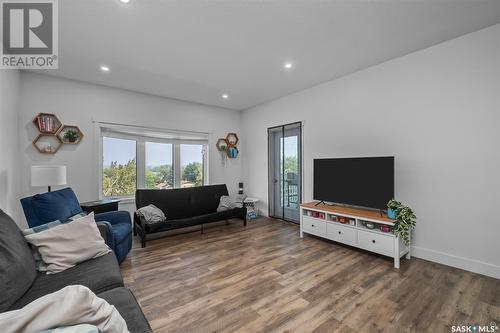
<box><xmin>216</xmin><ymin>138</ymin><xmax>228</xmax><ymax>151</ymax></box>
<box><xmin>226</xmin><ymin>145</ymin><xmax>239</xmax><ymax>158</ymax></box>
<box><xmin>226</xmin><ymin>133</ymin><xmax>239</xmax><ymax>146</ymax></box>
<box><xmin>33</xmin><ymin>113</ymin><xmax>62</xmax><ymax>134</ymax></box>
<box><xmin>33</xmin><ymin>134</ymin><xmax>62</xmax><ymax>154</ymax></box>
<box><xmin>58</xmin><ymin>125</ymin><xmax>84</xmax><ymax>144</ymax></box>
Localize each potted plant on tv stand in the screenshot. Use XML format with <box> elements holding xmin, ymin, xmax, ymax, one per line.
<box><xmin>387</xmin><ymin>199</ymin><xmax>416</xmax><ymax>246</ymax></box>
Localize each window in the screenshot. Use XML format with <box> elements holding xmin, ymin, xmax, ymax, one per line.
<box><xmin>99</xmin><ymin>124</ymin><xmax>208</xmax><ymax>198</ymax></box>
<box><xmin>180</xmin><ymin>144</ymin><xmax>204</xmax><ymax>188</ymax></box>
<box><xmin>102</xmin><ymin>137</ymin><xmax>137</xmax><ymax>197</ymax></box>
<box><xmin>146</xmin><ymin>142</ymin><xmax>173</xmax><ymax>189</ymax></box>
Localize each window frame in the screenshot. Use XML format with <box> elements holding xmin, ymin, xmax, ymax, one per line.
<box><xmin>97</xmin><ymin>123</ymin><xmax>209</xmax><ymax>200</ymax></box>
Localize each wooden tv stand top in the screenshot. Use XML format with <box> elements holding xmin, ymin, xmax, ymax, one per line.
<box><xmin>300</xmin><ymin>202</ymin><xmax>395</xmax><ymax>224</ymax></box>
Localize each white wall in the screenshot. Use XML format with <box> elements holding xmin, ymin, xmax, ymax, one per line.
<box><xmin>241</xmin><ymin>24</ymin><xmax>500</xmax><ymax>278</ymax></box>
<box><xmin>0</xmin><ymin>70</ymin><xmax>21</xmax><ymax>222</ymax></box>
<box><xmin>18</xmin><ymin>73</ymin><xmax>243</xmax><ymax>223</ymax></box>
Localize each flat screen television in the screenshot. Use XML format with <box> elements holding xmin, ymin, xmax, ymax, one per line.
<box><xmin>313</xmin><ymin>156</ymin><xmax>394</xmax><ymax>210</ymax></box>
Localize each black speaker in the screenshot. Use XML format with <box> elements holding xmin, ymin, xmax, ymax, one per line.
<box><xmin>238</xmin><ymin>182</ymin><xmax>244</xmax><ymax>194</ymax></box>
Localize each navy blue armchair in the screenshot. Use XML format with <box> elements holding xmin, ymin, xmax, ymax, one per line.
<box><xmin>20</xmin><ymin>187</ymin><xmax>132</xmax><ymax>263</ymax></box>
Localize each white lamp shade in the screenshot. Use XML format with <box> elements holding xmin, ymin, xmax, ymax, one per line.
<box><xmin>31</xmin><ymin>165</ymin><xmax>67</xmax><ymax>187</ymax></box>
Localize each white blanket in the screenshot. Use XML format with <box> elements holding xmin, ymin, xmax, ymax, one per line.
<box><xmin>0</xmin><ymin>285</ymin><xmax>129</xmax><ymax>333</ymax></box>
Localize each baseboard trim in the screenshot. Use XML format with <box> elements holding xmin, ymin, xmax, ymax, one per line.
<box><xmin>411</xmin><ymin>246</ymin><xmax>500</xmax><ymax>279</ymax></box>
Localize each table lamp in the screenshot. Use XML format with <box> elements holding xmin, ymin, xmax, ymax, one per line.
<box><xmin>31</xmin><ymin>165</ymin><xmax>67</xmax><ymax>192</ymax></box>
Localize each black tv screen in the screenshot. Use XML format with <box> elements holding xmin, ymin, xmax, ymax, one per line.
<box><xmin>313</xmin><ymin>157</ymin><xmax>394</xmax><ymax>209</ymax></box>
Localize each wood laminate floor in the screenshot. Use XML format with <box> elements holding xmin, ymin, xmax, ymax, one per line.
<box><xmin>120</xmin><ymin>218</ymin><xmax>499</xmax><ymax>333</ymax></box>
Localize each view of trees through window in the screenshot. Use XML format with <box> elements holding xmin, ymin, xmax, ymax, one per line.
<box><xmin>102</xmin><ymin>137</ymin><xmax>137</xmax><ymax>197</ymax></box>
<box><xmin>282</xmin><ymin>136</ymin><xmax>299</xmax><ymax>207</ymax></box>
<box><xmin>102</xmin><ymin>137</ymin><xmax>205</xmax><ymax>197</ymax></box>
<box><xmin>145</xmin><ymin>142</ymin><xmax>173</xmax><ymax>189</ymax></box>
<box><xmin>180</xmin><ymin>144</ymin><xmax>204</xmax><ymax>188</ymax></box>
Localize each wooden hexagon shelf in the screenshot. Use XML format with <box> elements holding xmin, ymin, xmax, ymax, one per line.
<box><xmin>33</xmin><ymin>134</ymin><xmax>62</xmax><ymax>154</ymax></box>
<box><xmin>226</xmin><ymin>144</ymin><xmax>239</xmax><ymax>158</ymax></box>
<box><xmin>216</xmin><ymin>138</ymin><xmax>228</xmax><ymax>151</ymax></box>
<box><xmin>226</xmin><ymin>132</ymin><xmax>239</xmax><ymax>146</ymax></box>
<box><xmin>33</xmin><ymin>113</ymin><xmax>62</xmax><ymax>134</ymax></box>
<box><xmin>58</xmin><ymin>125</ymin><xmax>84</xmax><ymax>144</ymax></box>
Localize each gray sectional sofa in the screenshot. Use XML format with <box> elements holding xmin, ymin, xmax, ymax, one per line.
<box><xmin>0</xmin><ymin>209</ymin><xmax>151</xmax><ymax>333</ymax></box>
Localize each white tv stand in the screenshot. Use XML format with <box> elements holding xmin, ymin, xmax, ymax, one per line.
<box><xmin>300</xmin><ymin>202</ymin><xmax>410</xmax><ymax>268</ymax></box>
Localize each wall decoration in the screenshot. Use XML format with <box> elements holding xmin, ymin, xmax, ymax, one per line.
<box><xmin>216</xmin><ymin>138</ymin><xmax>228</xmax><ymax>151</ymax></box>
<box><xmin>33</xmin><ymin>134</ymin><xmax>63</xmax><ymax>154</ymax></box>
<box><xmin>32</xmin><ymin>113</ymin><xmax>84</xmax><ymax>154</ymax></box>
<box><xmin>33</xmin><ymin>113</ymin><xmax>62</xmax><ymax>134</ymax></box>
<box><xmin>227</xmin><ymin>145</ymin><xmax>239</xmax><ymax>158</ymax></box>
<box><xmin>216</xmin><ymin>133</ymin><xmax>240</xmax><ymax>165</ymax></box>
<box><xmin>58</xmin><ymin>125</ymin><xmax>84</xmax><ymax>144</ymax></box>
<box><xmin>216</xmin><ymin>138</ymin><xmax>229</xmax><ymax>166</ymax></box>
<box><xmin>226</xmin><ymin>132</ymin><xmax>239</xmax><ymax>145</ymax></box>
<box><xmin>225</xmin><ymin>133</ymin><xmax>239</xmax><ymax>159</ymax></box>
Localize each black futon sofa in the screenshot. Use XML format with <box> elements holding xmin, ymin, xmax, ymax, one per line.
<box><xmin>0</xmin><ymin>209</ymin><xmax>152</xmax><ymax>333</ymax></box>
<box><xmin>134</xmin><ymin>184</ymin><xmax>247</xmax><ymax>247</ymax></box>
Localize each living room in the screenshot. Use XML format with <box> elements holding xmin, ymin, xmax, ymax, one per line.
<box><xmin>0</xmin><ymin>1</ymin><xmax>499</xmax><ymax>332</ymax></box>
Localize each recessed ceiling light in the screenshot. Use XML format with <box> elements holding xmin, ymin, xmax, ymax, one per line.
<box><xmin>221</xmin><ymin>94</ymin><xmax>229</xmax><ymax>100</ymax></box>
<box><xmin>100</xmin><ymin>65</ymin><xmax>110</xmax><ymax>72</ymax></box>
<box><xmin>119</xmin><ymin>0</ymin><xmax>131</xmax><ymax>3</ymax></box>
<box><xmin>284</xmin><ymin>62</ymin><xmax>293</xmax><ymax>70</ymax></box>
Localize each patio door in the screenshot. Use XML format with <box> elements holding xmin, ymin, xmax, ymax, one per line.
<box><xmin>268</xmin><ymin>122</ymin><xmax>302</xmax><ymax>223</ymax></box>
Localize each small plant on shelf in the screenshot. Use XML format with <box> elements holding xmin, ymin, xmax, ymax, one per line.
<box><xmin>63</xmin><ymin>129</ymin><xmax>79</xmax><ymax>143</ymax></box>
<box><xmin>387</xmin><ymin>199</ymin><xmax>416</xmax><ymax>246</ymax></box>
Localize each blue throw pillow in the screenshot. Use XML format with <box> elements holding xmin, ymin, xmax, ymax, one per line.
<box><xmin>29</xmin><ymin>188</ymin><xmax>83</xmax><ymax>225</ymax></box>
<box><xmin>23</xmin><ymin>213</ymin><xmax>87</xmax><ymax>236</ymax></box>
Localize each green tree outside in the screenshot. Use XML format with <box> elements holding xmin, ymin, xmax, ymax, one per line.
<box><xmin>284</xmin><ymin>156</ymin><xmax>297</xmax><ymax>175</ymax></box>
<box><xmin>103</xmin><ymin>159</ymin><xmax>137</xmax><ymax>197</ymax></box>
<box><xmin>282</xmin><ymin>155</ymin><xmax>298</xmax><ymax>206</ymax></box>
<box><xmin>103</xmin><ymin>160</ymin><xmax>203</xmax><ymax>196</ymax></box>
<box><xmin>182</xmin><ymin>162</ymin><xmax>203</xmax><ymax>186</ymax></box>
<box><xmin>146</xmin><ymin>164</ymin><xmax>173</xmax><ymax>189</ymax></box>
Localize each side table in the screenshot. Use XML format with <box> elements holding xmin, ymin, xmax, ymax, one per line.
<box><xmin>80</xmin><ymin>199</ymin><xmax>120</xmax><ymax>215</ymax></box>
<box><xmin>243</xmin><ymin>197</ymin><xmax>260</xmax><ymax>220</ymax></box>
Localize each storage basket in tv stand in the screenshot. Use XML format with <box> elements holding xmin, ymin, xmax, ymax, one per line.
<box><xmin>300</xmin><ymin>202</ymin><xmax>410</xmax><ymax>268</ymax></box>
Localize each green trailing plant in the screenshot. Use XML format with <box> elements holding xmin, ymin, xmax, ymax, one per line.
<box><xmin>387</xmin><ymin>199</ymin><xmax>416</xmax><ymax>246</ymax></box>
<box><xmin>63</xmin><ymin>129</ymin><xmax>79</xmax><ymax>142</ymax></box>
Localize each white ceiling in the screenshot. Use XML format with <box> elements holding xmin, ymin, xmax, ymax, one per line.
<box><xmin>33</xmin><ymin>0</ymin><xmax>500</xmax><ymax>110</ymax></box>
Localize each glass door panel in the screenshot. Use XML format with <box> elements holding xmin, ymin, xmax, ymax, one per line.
<box><xmin>268</xmin><ymin>122</ymin><xmax>302</xmax><ymax>222</ymax></box>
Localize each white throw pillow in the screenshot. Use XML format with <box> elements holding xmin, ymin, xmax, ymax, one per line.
<box><xmin>22</xmin><ymin>212</ymin><xmax>88</xmax><ymax>272</ymax></box>
<box><xmin>136</xmin><ymin>204</ymin><xmax>166</xmax><ymax>224</ymax></box>
<box><xmin>217</xmin><ymin>195</ymin><xmax>246</xmax><ymax>212</ymax></box>
<box><xmin>24</xmin><ymin>212</ymin><xmax>111</xmax><ymax>274</ymax></box>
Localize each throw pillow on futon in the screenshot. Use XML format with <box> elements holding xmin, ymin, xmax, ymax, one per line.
<box><xmin>136</xmin><ymin>204</ymin><xmax>166</xmax><ymax>224</ymax></box>
<box><xmin>23</xmin><ymin>212</ymin><xmax>110</xmax><ymax>274</ymax></box>
<box><xmin>217</xmin><ymin>194</ymin><xmax>247</xmax><ymax>212</ymax></box>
